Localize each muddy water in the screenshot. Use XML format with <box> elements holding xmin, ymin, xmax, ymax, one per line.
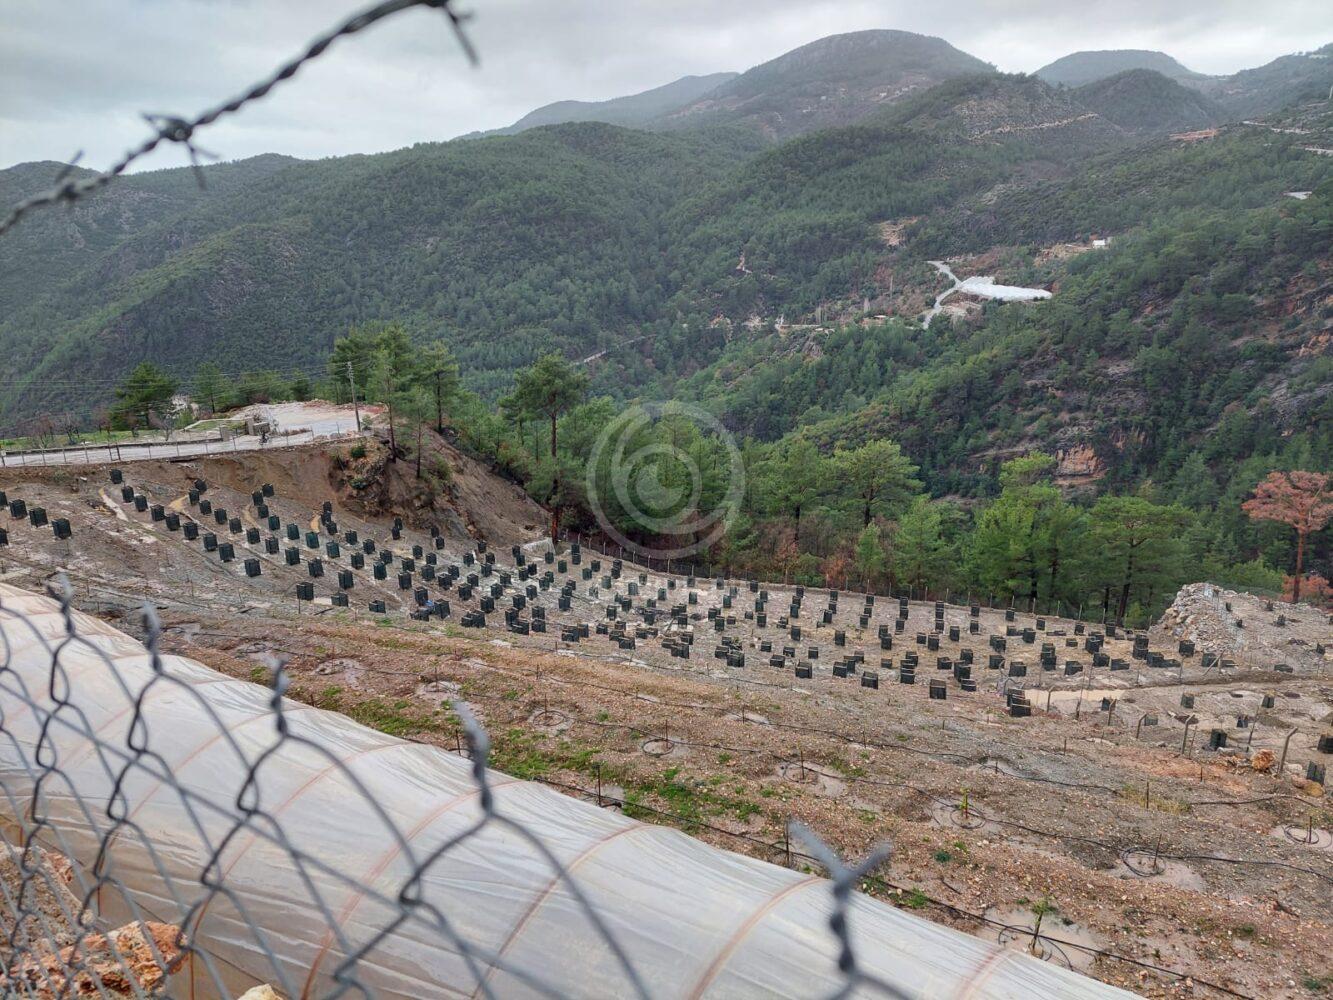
<box><xmin>983</xmin><ymin>905</ymin><xmax>1103</xmax><ymax>974</ymax></box>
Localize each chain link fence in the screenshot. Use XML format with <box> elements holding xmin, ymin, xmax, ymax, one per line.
<box><xmin>1</xmin><ymin>579</ymin><xmax>971</xmax><ymax>1000</ymax></box>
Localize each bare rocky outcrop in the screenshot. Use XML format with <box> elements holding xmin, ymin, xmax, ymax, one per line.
<box><xmin>4</xmin><ymin>920</ymin><xmax>186</xmax><ymax>998</ymax></box>
<box><xmin>1152</xmin><ymin>582</ymin><xmax>1331</xmax><ymax>671</ymax></box>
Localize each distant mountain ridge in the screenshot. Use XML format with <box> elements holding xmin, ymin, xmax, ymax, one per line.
<box><xmin>1197</xmin><ymin>43</ymin><xmax>1333</xmax><ymax>117</ymax></box>
<box><xmin>1073</xmin><ymin>69</ymin><xmax>1222</xmax><ymax>134</ymax></box>
<box><xmin>479</xmin><ymin>34</ymin><xmax>1331</xmax><ymax>143</ymax></box>
<box><xmin>1036</xmin><ymin>49</ymin><xmax>1205</xmax><ymax>87</ymax></box>
<box><xmin>1036</xmin><ymin>44</ymin><xmax>1333</xmax><ymax>119</ymax></box>
<box><xmin>484</xmin><ymin>29</ymin><xmax>996</xmax><ymax>143</ymax></box>
<box><xmin>653</xmin><ymin>29</ymin><xmax>996</xmax><ymax>138</ymax></box>
<box><xmin>494</xmin><ymin>72</ymin><xmax>739</xmax><ymax>135</ymax></box>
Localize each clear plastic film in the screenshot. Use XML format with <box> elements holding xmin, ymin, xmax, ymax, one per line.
<box><xmin>0</xmin><ymin>584</ymin><xmax>1137</xmax><ymax>999</ymax></box>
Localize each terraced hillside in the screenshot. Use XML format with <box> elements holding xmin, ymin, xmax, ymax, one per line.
<box><xmin>2</xmin><ymin>442</ymin><xmax>1330</xmax><ymax>998</ymax></box>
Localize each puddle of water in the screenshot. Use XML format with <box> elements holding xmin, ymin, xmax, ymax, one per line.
<box><xmin>775</xmin><ymin>762</ymin><xmax>847</xmax><ymax>798</ymax></box>
<box><xmin>314</xmin><ymin>657</ymin><xmax>370</xmax><ymax>689</ymax></box>
<box><xmin>642</xmin><ymin>738</ymin><xmax>689</xmax><ymax>759</ymax></box>
<box><xmin>99</xmin><ymin>490</ymin><xmax>130</xmax><ymax>522</ymax></box>
<box><xmin>1043</xmin><ymin>688</ymin><xmax>1131</xmax><ymax>712</ymax></box>
<box><xmin>969</xmin><ymin>756</ymin><xmax>1026</xmax><ymax>778</ymax></box>
<box><xmin>929</xmin><ymin>799</ymin><xmax>997</xmax><ymax>833</ymax></box>
<box><xmin>725</xmin><ymin>710</ymin><xmax>771</xmax><ymax>726</ymax></box>
<box><xmin>163</xmin><ymin>622</ymin><xmax>201</xmax><ymax>642</ymax></box>
<box><xmin>1112</xmin><ymin>855</ymin><xmax>1207</xmax><ymax>891</ymax></box>
<box><xmin>1268</xmin><ymin>824</ymin><xmax>1333</xmax><ymax>852</ymax></box>
<box><xmin>983</xmin><ymin>905</ymin><xmax>1102</xmax><ymax>974</ymax></box>
<box><xmin>414</xmin><ymin>679</ymin><xmax>461</xmax><ymax>699</ymax></box>
<box><xmin>314</xmin><ymin>657</ymin><xmax>360</xmax><ymax>676</ymax></box>
<box><xmin>528</xmin><ymin>708</ymin><xmax>571</xmax><ymax>733</ymax></box>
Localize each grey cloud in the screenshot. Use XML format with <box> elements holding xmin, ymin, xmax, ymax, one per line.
<box><xmin>1</xmin><ymin>0</ymin><xmax>1329</xmax><ymax>170</ymax></box>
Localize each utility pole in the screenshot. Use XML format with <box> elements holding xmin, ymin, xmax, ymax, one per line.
<box><xmin>347</xmin><ymin>361</ymin><xmax>361</xmax><ymax>431</ymax></box>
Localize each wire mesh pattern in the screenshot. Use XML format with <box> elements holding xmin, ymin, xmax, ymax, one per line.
<box><xmin>0</xmin><ymin>578</ymin><xmax>950</xmax><ymax>1000</ymax></box>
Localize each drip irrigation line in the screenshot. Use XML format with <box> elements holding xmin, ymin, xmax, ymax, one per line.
<box><xmin>173</xmin><ymin>615</ymin><xmax>1326</xmax><ymax>820</ymax></box>
<box><xmin>186</xmin><ymin>633</ymin><xmax>1333</xmax><ymax>889</ymax></box>
<box><xmin>512</xmin><ymin>770</ymin><xmax>1257</xmax><ymax>1000</ymax></box>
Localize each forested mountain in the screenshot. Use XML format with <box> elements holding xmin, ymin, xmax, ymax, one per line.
<box><xmin>3</xmin><ymin>68</ymin><xmax>1125</xmax><ymax>424</ymax></box>
<box><xmin>0</xmin><ymin>124</ymin><xmax>767</xmax><ymax>414</ymax></box>
<box><xmin>657</xmin><ymin>74</ymin><xmax>1128</xmax><ymax>322</ymax></box>
<box><xmin>654</xmin><ymin>30</ymin><xmax>995</xmax><ymax>138</ymax></box>
<box><xmin>1036</xmin><ymin>50</ymin><xmax>1204</xmax><ymax>88</ymax></box>
<box><xmin>1</xmin><ymin>29</ymin><xmax>1329</xmax><ymax>525</ymax></box>
<box><xmin>1072</xmin><ymin>70</ymin><xmax>1222</xmax><ymax>133</ymax></box>
<box><xmin>1035</xmin><ymin>44</ymin><xmax>1333</xmax><ymax>119</ymax></box>
<box><xmin>489</xmin><ymin>73</ymin><xmax>739</xmax><ymax>135</ymax></box>
<box><xmin>0</xmin><ymin>154</ymin><xmax>300</xmax><ymax>307</ymax></box>
<box><xmin>1197</xmin><ymin>43</ymin><xmax>1333</xmax><ymax>118</ymax></box>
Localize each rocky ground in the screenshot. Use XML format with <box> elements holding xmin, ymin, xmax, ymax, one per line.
<box><xmin>1</xmin><ymin>445</ymin><xmax>1330</xmax><ymax>999</ymax></box>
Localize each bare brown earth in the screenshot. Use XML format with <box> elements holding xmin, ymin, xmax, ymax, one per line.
<box><xmin>2</xmin><ymin>445</ymin><xmax>1331</xmax><ymax>999</ymax></box>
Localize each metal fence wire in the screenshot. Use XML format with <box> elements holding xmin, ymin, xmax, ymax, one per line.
<box><xmin>0</xmin><ymin>579</ymin><xmax>1152</xmax><ymax>1000</ymax></box>
<box><xmin>0</xmin><ymin>579</ymin><xmax>948</xmax><ymax>1000</ymax></box>
<box><xmin>0</xmin><ymin>0</ymin><xmax>476</xmax><ymax>237</ymax></box>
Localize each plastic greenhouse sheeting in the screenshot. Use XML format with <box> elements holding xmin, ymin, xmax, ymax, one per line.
<box><xmin>0</xmin><ymin>584</ymin><xmax>1139</xmax><ymax>999</ymax></box>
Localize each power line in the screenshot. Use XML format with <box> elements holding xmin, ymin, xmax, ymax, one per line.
<box><xmin>0</xmin><ymin>361</ymin><xmax>375</xmax><ymax>390</ymax></box>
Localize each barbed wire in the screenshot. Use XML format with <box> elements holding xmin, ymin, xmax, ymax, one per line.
<box><xmin>0</xmin><ymin>0</ymin><xmax>477</xmax><ymax>238</ymax></box>
<box><xmin>0</xmin><ymin>577</ymin><xmax>925</xmax><ymax>999</ymax></box>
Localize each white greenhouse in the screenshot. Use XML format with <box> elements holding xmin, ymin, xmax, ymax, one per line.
<box><xmin>0</xmin><ymin>584</ymin><xmax>1136</xmax><ymax>999</ymax></box>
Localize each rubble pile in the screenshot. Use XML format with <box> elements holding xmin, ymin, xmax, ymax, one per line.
<box><xmin>1</xmin><ymin>844</ymin><xmax>184</xmax><ymax>998</ymax></box>
<box><xmin>1153</xmin><ymin>582</ymin><xmax>1331</xmax><ymax>671</ymax></box>
<box><xmin>1153</xmin><ymin>583</ymin><xmax>1251</xmax><ymax>658</ymax></box>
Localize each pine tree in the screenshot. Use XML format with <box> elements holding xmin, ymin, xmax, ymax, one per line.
<box><xmin>111</xmin><ymin>362</ymin><xmax>178</xmax><ymax>431</ymax></box>
<box><xmin>834</xmin><ymin>439</ymin><xmax>919</xmax><ymax>526</ymax></box>
<box><xmin>1088</xmin><ymin>494</ymin><xmax>1192</xmax><ymax>624</ymax></box>
<box><xmin>513</xmin><ymin>353</ymin><xmax>589</xmax><ymax>541</ymax></box>
<box><xmin>854</xmin><ymin>523</ymin><xmax>887</xmax><ymax>590</ymax></box>
<box><xmin>1242</xmin><ymin>471</ymin><xmax>1333</xmax><ymax>602</ymax></box>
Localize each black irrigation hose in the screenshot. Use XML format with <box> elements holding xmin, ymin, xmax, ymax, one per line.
<box><xmin>302</xmin><ymin>655</ymin><xmax>1333</xmax><ymax>889</ymax></box>
<box><xmin>170</xmin><ymin>623</ymin><xmax>1332</xmax><ymax>847</ymax></box>
<box><xmin>83</xmin><ymin>490</ymin><xmax>1308</xmax><ymax>809</ymax></box>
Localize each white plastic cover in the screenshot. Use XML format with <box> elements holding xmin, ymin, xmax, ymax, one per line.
<box><xmin>0</xmin><ymin>584</ymin><xmax>1137</xmax><ymax>998</ymax></box>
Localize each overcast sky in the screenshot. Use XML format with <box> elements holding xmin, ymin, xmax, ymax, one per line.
<box><xmin>2</xmin><ymin>0</ymin><xmax>1330</xmax><ymax>172</ymax></box>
